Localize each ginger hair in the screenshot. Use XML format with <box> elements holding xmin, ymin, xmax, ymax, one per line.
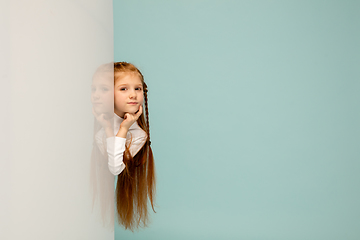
<box><xmin>114</xmin><ymin>62</ymin><xmax>156</xmax><ymax>230</ymax></box>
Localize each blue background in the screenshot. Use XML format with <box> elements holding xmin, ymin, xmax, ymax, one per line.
<box><xmin>113</xmin><ymin>1</ymin><xmax>360</xmax><ymax>239</ymax></box>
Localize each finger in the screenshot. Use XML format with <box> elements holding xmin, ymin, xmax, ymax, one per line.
<box><xmin>124</xmin><ymin>113</ymin><xmax>130</xmax><ymax>120</ymax></box>
<box><xmin>135</xmin><ymin>105</ymin><xmax>143</xmax><ymax>118</ymax></box>
<box><xmin>92</xmin><ymin>108</ymin><xmax>97</xmax><ymax>117</ymax></box>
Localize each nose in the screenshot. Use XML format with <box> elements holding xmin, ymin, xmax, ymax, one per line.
<box><xmin>92</xmin><ymin>90</ymin><xmax>100</xmax><ymax>100</ymax></box>
<box><xmin>129</xmin><ymin>89</ymin><xmax>137</xmax><ymax>99</ymax></box>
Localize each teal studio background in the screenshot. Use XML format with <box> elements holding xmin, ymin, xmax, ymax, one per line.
<box><xmin>113</xmin><ymin>1</ymin><xmax>360</xmax><ymax>239</ymax></box>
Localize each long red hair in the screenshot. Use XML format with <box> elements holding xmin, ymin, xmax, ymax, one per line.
<box><xmin>114</xmin><ymin>62</ymin><xmax>156</xmax><ymax>230</ymax></box>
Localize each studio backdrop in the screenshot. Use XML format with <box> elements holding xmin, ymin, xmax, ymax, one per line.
<box><xmin>113</xmin><ymin>1</ymin><xmax>360</xmax><ymax>240</ymax></box>
<box><xmin>1</xmin><ymin>1</ymin><xmax>114</xmax><ymax>239</ymax></box>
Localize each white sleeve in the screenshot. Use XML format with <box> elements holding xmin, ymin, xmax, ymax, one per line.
<box><xmin>106</xmin><ymin>136</ymin><xmax>126</xmax><ymax>175</ymax></box>
<box><xmin>94</xmin><ymin>128</ymin><xmax>106</xmax><ymax>155</ymax></box>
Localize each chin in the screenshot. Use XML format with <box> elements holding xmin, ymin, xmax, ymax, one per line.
<box><xmin>128</xmin><ymin>109</ymin><xmax>138</xmax><ymax>114</ymax></box>
<box><xmin>93</xmin><ymin>106</ymin><xmax>103</xmax><ymax>114</ymax></box>
<box><xmin>128</xmin><ymin>106</ymin><xmax>140</xmax><ymax>112</ymax></box>
<box><xmin>94</xmin><ymin>106</ymin><xmax>111</xmax><ymax>114</ymax></box>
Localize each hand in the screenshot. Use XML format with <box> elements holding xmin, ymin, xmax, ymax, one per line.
<box><xmin>120</xmin><ymin>105</ymin><xmax>143</xmax><ymax>131</ymax></box>
<box><xmin>92</xmin><ymin>107</ymin><xmax>112</xmax><ymax>129</ymax></box>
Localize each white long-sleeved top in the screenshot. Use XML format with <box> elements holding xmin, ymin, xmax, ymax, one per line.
<box><xmin>105</xmin><ymin>114</ymin><xmax>147</xmax><ymax>175</ymax></box>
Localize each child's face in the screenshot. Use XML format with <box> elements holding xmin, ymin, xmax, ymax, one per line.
<box><xmin>114</xmin><ymin>72</ymin><xmax>144</xmax><ymax>118</ymax></box>
<box><xmin>91</xmin><ymin>71</ymin><xmax>114</xmax><ymax>115</ymax></box>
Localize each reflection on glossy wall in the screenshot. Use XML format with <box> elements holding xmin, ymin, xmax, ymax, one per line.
<box><xmin>90</xmin><ymin>63</ymin><xmax>115</xmax><ymax>229</ymax></box>
<box><xmin>1</xmin><ymin>1</ymin><xmax>114</xmax><ymax>239</ymax></box>
<box><xmin>114</xmin><ymin>1</ymin><xmax>360</xmax><ymax>239</ymax></box>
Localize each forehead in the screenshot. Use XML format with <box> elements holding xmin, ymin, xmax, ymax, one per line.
<box><xmin>115</xmin><ymin>72</ymin><xmax>142</xmax><ymax>85</ymax></box>
<box><xmin>92</xmin><ymin>71</ymin><xmax>113</xmax><ymax>85</ymax></box>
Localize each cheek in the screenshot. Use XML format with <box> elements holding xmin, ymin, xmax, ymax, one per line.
<box><xmin>139</xmin><ymin>95</ymin><xmax>144</xmax><ymax>104</ymax></box>
<box><xmin>114</xmin><ymin>93</ymin><xmax>125</xmax><ymax>107</ymax></box>
<box><xmin>114</xmin><ymin>92</ymin><xmax>122</xmax><ymax>102</ymax></box>
<box><xmin>104</xmin><ymin>91</ymin><xmax>113</xmax><ymax>101</ymax></box>
<box><xmin>114</xmin><ymin>100</ymin><xmax>123</xmax><ymax>112</ymax></box>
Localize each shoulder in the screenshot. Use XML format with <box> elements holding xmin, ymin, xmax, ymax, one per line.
<box><xmin>126</xmin><ymin>123</ymin><xmax>148</xmax><ymax>155</ymax></box>
<box><xmin>127</xmin><ymin>122</ymin><xmax>147</xmax><ymax>142</ymax></box>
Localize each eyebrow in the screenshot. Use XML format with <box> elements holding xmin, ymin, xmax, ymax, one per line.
<box><xmin>91</xmin><ymin>84</ymin><xmax>111</xmax><ymax>87</ymax></box>
<box><xmin>115</xmin><ymin>84</ymin><xmax>143</xmax><ymax>87</ymax></box>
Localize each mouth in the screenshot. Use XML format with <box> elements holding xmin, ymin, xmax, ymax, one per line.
<box><xmin>127</xmin><ymin>102</ymin><xmax>138</xmax><ymax>105</ymax></box>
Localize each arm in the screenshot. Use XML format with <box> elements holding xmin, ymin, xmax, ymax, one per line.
<box><xmin>106</xmin><ymin>106</ymin><xmax>143</xmax><ymax>175</ymax></box>
<box><xmin>106</xmin><ymin>136</ymin><xmax>126</xmax><ymax>175</ymax></box>
<box><xmin>106</xmin><ymin>128</ymin><xmax>147</xmax><ymax>176</ymax></box>
<box><xmin>92</xmin><ymin>107</ymin><xmax>128</xmax><ymax>175</ymax></box>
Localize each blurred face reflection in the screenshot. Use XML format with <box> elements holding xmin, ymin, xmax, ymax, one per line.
<box><xmin>91</xmin><ymin>72</ymin><xmax>113</xmax><ymax>115</ymax></box>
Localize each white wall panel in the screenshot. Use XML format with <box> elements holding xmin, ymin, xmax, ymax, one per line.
<box><xmin>1</xmin><ymin>1</ymin><xmax>114</xmax><ymax>239</ymax></box>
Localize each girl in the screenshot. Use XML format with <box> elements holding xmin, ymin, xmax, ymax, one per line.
<box><xmin>93</xmin><ymin>62</ymin><xmax>156</xmax><ymax>231</ymax></box>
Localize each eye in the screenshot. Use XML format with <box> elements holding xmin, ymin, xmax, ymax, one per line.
<box><xmin>135</xmin><ymin>87</ymin><xmax>142</xmax><ymax>91</ymax></box>
<box><xmin>120</xmin><ymin>87</ymin><xmax>127</xmax><ymax>91</ymax></box>
<box><xmin>101</xmin><ymin>87</ymin><xmax>109</xmax><ymax>91</ymax></box>
<box><xmin>91</xmin><ymin>87</ymin><xmax>96</xmax><ymax>92</ymax></box>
